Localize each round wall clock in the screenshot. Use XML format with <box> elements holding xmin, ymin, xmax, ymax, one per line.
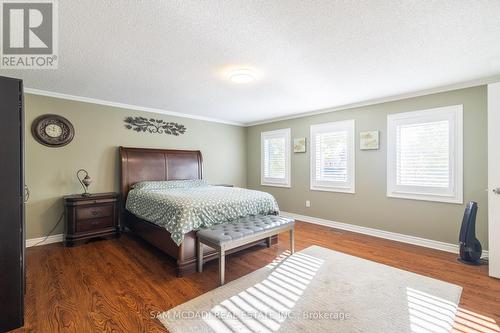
<box><xmin>31</xmin><ymin>114</ymin><xmax>75</xmax><ymax>147</ymax></box>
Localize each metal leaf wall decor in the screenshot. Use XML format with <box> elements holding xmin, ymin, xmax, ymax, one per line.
<box><xmin>124</xmin><ymin>116</ymin><xmax>187</xmax><ymax>136</ymax></box>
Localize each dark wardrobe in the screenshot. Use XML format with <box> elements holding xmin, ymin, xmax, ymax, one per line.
<box><xmin>0</xmin><ymin>76</ymin><xmax>25</xmax><ymax>332</ymax></box>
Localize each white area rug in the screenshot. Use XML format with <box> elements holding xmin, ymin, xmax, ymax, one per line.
<box><xmin>159</xmin><ymin>245</ymin><xmax>462</xmax><ymax>333</ymax></box>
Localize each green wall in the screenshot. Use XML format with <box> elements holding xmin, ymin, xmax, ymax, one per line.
<box><xmin>246</xmin><ymin>86</ymin><xmax>488</xmax><ymax>248</ymax></box>
<box><xmin>25</xmin><ymin>94</ymin><xmax>247</xmax><ymax>239</ymax></box>
<box><xmin>26</xmin><ymin>86</ymin><xmax>488</xmax><ymax>248</ymax></box>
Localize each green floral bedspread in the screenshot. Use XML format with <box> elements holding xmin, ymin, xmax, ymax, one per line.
<box><xmin>125</xmin><ymin>180</ymin><xmax>280</xmax><ymax>245</ymax></box>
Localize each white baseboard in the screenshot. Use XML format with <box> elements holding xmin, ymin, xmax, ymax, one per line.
<box><xmin>26</xmin><ymin>234</ymin><xmax>64</xmax><ymax>247</ymax></box>
<box><xmin>280</xmin><ymin>211</ymin><xmax>489</xmax><ymax>259</ymax></box>
<box><xmin>26</xmin><ymin>214</ymin><xmax>489</xmax><ymax>259</ymax></box>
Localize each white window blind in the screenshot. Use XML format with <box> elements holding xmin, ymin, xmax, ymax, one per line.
<box><xmin>397</xmin><ymin>120</ymin><xmax>449</xmax><ymax>187</ymax></box>
<box><xmin>387</xmin><ymin>105</ymin><xmax>463</xmax><ymax>203</ymax></box>
<box><xmin>261</xmin><ymin>128</ymin><xmax>291</xmax><ymax>187</ymax></box>
<box><xmin>315</xmin><ymin>131</ymin><xmax>348</xmax><ymax>182</ymax></box>
<box><xmin>310</xmin><ymin>120</ymin><xmax>355</xmax><ymax>193</ymax></box>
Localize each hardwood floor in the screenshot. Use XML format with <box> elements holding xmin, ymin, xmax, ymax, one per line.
<box><xmin>13</xmin><ymin>221</ymin><xmax>500</xmax><ymax>333</ymax></box>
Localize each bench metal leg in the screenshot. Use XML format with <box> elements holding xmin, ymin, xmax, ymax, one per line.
<box><xmin>197</xmin><ymin>238</ymin><xmax>203</xmax><ymax>273</ymax></box>
<box><xmin>290</xmin><ymin>227</ymin><xmax>295</xmax><ymax>254</ymax></box>
<box><xmin>219</xmin><ymin>248</ymin><xmax>225</xmax><ymax>286</ymax></box>
<box><xmin>266</xmin><ymin>236</ymin><xmax>272</xmax><ymax>248</ymax></box>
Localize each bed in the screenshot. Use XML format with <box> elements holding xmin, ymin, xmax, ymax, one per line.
<box><xmin>119</xmin><ymin>146</ymin><xmax>279</xmax><ymax>276</ymax></box>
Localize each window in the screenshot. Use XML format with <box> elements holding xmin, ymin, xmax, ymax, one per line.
<box><xmin>261</xmin><ymin>128</ymin><xmax>291</xmax><ymax>187</ymax></box>
<box><xmin>387</xmin><ymin>105</ymin><xmax>463</xmax><ymax>203</ymax></box>
<box><xmin>310</xmin><ymin>120</ymin><xmax>355</xmax><ymax>193</ymax></box>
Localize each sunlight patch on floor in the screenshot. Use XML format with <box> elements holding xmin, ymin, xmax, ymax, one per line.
<box><xmin>452</xmin><ymin>307</ymin><xmax>500</xmax><ymax>333</ymax></box>
<box><xmin>407</xmin><ymin>287</ymin><xmax>458</xmax><ymax>333</ymax></box>
<box><xmin>203</xmin><ymin>251</ymin><xmax>324</xmax><ymax>332</ymax></box>
<box><xmin>407</xmin><ymin>287</ymin><xmax>499</xmax><ymax>333</ymax></box>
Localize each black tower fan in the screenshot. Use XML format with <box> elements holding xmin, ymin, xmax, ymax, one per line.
<box><xmin>458</xmin><ymin>201</ymin><xmax>482</xmax><ymax>265</ymax></box>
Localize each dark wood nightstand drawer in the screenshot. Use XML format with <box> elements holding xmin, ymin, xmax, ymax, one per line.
<box><xmin>76</xmin><ymin>217</ymin><xmax>113</xmax><ymax>233</ymax></box>
<box><xmin>64</xmin><ymin>192</ymin><xmax>120</xmax><ymax>247</ymax></box>
<box><xmin>76</xmin><ymin>205</ymin><xmax>113</xmax><ymax>220</ymax></box>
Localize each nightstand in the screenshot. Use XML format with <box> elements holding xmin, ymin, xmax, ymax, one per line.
<box><xmin>63</xmin><ymin>192</ymin><xmax>120</xmax><ymax>247</ymax></box>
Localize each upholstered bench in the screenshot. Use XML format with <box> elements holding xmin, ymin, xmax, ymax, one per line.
<box><xmin>196</xmin><ymin>215</ymin><xmax>295</xmax><ymax>286</ymax></box>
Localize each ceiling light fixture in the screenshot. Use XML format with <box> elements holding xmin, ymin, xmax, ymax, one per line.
<box><xmin>227</xmin><ymin>68</ymin><xmax>256</xmax><ymax>84</ymax></box>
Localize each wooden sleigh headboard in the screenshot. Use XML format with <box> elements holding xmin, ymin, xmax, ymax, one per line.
<box><xmin>119</xmin><ymin>147</ymin><xmax>203</xmax><ymax>203</ymax></box>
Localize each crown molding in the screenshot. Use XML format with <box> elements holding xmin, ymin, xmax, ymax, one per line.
<box><xmin>24</xmin><ymin>74</ymin><xmax>500</xmax><ymax>127</ymax></box>
<box><xmin>246</xmin><ymin>74</ymin><xmax>500</xmax><ymax>126</ymax></box>
<box><xmin>24</xmin><ymin>88</ymin><xmax>245</xmax><ymax>127</ymax></box>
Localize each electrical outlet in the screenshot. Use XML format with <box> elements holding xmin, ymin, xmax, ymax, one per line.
<box><xmin>305</xmin><ymin>200</ymin><xmax>311</xmax><ymax>208</ymax></box>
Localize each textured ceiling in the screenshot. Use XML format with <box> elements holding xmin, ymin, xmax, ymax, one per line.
<box><xmin>2</xmin><ymin>1</ymin><xmax>500</xmax><ymax>125</ymax></box>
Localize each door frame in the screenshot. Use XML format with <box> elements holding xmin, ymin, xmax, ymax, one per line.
<box><xmin>488</xmin><ymin>83</ymin><xmax>500</xmax><ymax>278</ymax></box>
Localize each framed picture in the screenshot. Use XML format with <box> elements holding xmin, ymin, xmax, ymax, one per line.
<box><xmin>294</xmin><ymin>137</ymin><xmax>306</xmax><ymax>153</ymax></box>
<box><xmin>360</xmin><ymin>131</ymin><xmax>379</xmax><ymax>150</ymax></box>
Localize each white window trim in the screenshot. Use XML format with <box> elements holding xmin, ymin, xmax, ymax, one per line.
<box><xmin>387</xmin><ymin>105</ymin><xmax>463</xmax><ymax>204</ymax></box>
<box><xmin>261</xmin><ymin>128</ymin><xmax>291</xmax><ymax>188</ymax></box>
<box><xmin>310</xmin><ymin>120</ymin><xmax>355</xmax><ymax>193</ymax></box>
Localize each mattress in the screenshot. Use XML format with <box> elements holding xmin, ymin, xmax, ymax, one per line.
<box><xmin>125</xmin><ymin>180</ymin><xmax>280</xmax><ymax>245</ymax></box>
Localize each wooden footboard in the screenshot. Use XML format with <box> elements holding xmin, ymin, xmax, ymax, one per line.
<box><xmin>124</xmin><ymin>211</ymin><xmax>277</xmax><ymax>276</ymax></box>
